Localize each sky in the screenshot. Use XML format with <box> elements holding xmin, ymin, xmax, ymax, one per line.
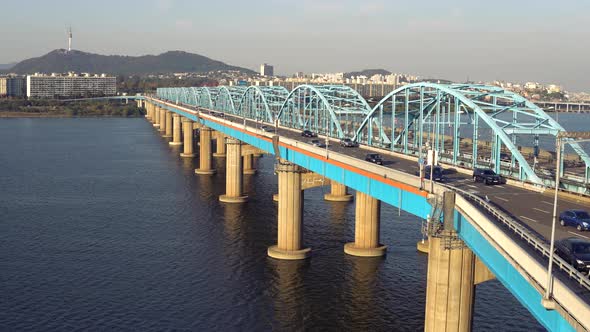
<box><xmin>0</xmin><ymin>0</ymin><xmax>589</xmax><ymax>91</ymax></box>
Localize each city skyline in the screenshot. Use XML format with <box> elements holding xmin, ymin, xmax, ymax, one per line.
<box><xmin>1</xmin><ymin>0</ymin><xmax>589</xmax><ymax>91</ymax></box>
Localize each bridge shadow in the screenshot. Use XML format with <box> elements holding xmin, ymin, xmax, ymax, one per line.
<box><xmin>344</xmin><ymin>256</ymin><xmax>384</xmax><ymax>330</ymax></box>
<box><xmin>267</xmin><ymin>259</ymin><xmax>310</xmax><ymax>330</ymax></box>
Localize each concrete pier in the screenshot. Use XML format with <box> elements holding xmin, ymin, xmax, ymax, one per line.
<box><xmin>219</xmin><ymin>137</ymin><xmax>248</xmax><ymax>203</ymax></box>
<box><xmin>195</xmin><ymin>127</ymin><xmax>216</xmax><ymax>175</ymax></box>
<box><xmin>180</xmin><ymin>117</ymin><xmax>195</xmax><ymax>157</ymax></box>
<box><xmin>145</xmin><ymin>103</ymin><xmax>152</xmax><ymax>121</ymax></box>
<box><xmin>243</xmin><ymin>153</ymin><xmax>256</xmax><ymax>175</ymax></box>
<box><xmin>268</xmin><ymin>160</ymin><xmax>311</xmax><ymax>260</ymax></box>
<box><xmin>213</xmin><ymin>131</ymin><xmax>226</xmax><ymax>157</ymax></box>
<box><xmin>158</xmin><ymin>107</ymin><xmax>166</xmax><ymax>133</ymax></box>
<box><xmin>344</xmin><ymin>191</ymin><xmax>386</xmax><ymax>257</ymax></box>
<box><xmin>163</xmin><ymin>111</ymin><xmax>173</xmax><ymax>138</ymax></box>
<box><xmin>424</xmin><ymin>234</ymin><xmax>475</xmax><ymax>332</ymax></box>
<box><xmin>153</xmin><ymin>106</ymin><xmax>161</xmax><ymax>128</ymax></box>
<box><xmin>324</xmin><ymin>181</ymin><xmax>353</xmax><ymax>202</ymax></box>
<box><xmin>169</xmin><ymin>113</ymin><xmax>182</xmax><ymax>146</ymax></box>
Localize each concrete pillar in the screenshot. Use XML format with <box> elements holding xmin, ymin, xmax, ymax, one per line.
<box><xmin>153</xmin><ymin>106</ymin><xmax>161</xmax><ymax>128</ymax></box>
<box><xmin>268</xmin><ymin>160</ymin><xmax>311</xmax><ymax>260</ymax></box>
<box><xmin>219</xmin><ymin>137</ymin><xmax>248</xmax><ymax>203</ymax></box>
<box><xmin>169</xmin><ymin>113</ymin><xmax>182</xmax><ymax>146</ymax></box>
<box><xmin>324</xmin><ymin>181</ymin><xmax>353</xmax><ymax>201</ymax></box>
<box><xmin>195</xmin><ymin>127</ymin><xmax>215</xmax><ymax>175</ymax></box>
<box><xmin>417</xmin><ymin>238</ymin><xmax>430</xmax><ymax>253</ymax></box>
<box><xmin>145</xmin><ymin>102</ymin><xmax>151</xmax><ymax>120</ymax></box>
<box><xmin>213</xmin><ymin>131</ymin><xmax>226</xmax><ymax>157</ymax></box>
<box><xmin>180</xmin><ymin>117</ymin><xmax>195</xmax><ymax>157</ymax></box>
<box><xmin>424</xmin><ymin>235</ymin><xmax>475</xmax><ymax>332</ymax></box>
<box><xmin>145</xmin><ymin>102</ymin><xmax>154</xmax><ymax>123</ymax></box>
<box><xmin>163</xmin><ymin>111</ymin><xmax>173</xmax><ymax>138</ymax></box>
<box><xmin>158</xmin><ymin>107</ymin><xmax>166</xmax><ymax>132</ymax></box>
<box><xmin>344</xmin><ymin>191</ymin><xmax>386</xmax><ymax>257</ymax></box>
<box><xmin>243</xmin><ymin>154</ymin><xmax>256</xmax><ymax>175</ymax></box>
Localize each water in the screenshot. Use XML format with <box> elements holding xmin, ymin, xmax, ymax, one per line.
<box><xmin>0</xmin><ymin>118</ymin><xmax>545</xmax><ymax>331</ymax></box>
<box><xmin>453</xmin><ymin>112</ymin><xmax>590</xmax><ymax>154</ymax></box>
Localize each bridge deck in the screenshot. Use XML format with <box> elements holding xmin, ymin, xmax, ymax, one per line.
<box><xmin>150</xmin><ymin>98</ymin><xmax>590</xmax><ymax>330</ymax></box>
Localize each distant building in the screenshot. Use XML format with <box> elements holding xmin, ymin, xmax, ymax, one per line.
<box><xmin>26</xmin><ymin>73</ymin><xmax>116</xmax><ymax>99</ymax></box>
<box><xmin>260</xmin><ymin>63</ymin><xmax>274</xmax><ymax>77</ymax></box>
<box><xmin>0</xmin><ymin>76</ymin><xmax>26</xmax><ymax>97</ymax></box>
<box><xmin>547</xmin><ymin>84</ymin><xmax>562</xmax><ymax>94</ymax></box>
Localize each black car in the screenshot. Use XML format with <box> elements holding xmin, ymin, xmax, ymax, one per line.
<box><xmin>310</xmin><ymin>139</ymin><xmax>325</xmax><ymax>148</ymax></box>
<box><xmin>472</xmin><ymin>168</ymin><xmax>503</xmax><ymax>185</ymax></box>
<box><xmin>555</xmin><ymin>237</ymin><xmax>590</xmax><ymax>273</ymax></box>
<box><xmin>301</xmin><ymin>130</ymin><xmax>317</xmax><ymax>138</ymax></box>
<box><xmin>415</xmin><ymin>165</ymin><xmax>446</xmax><ymax>182</ymax></box>
<box><xmin>260</xmin><ymin>125</ymin><xmax>271</xmax><ymax>132</ymax></box>
<box><xmin>365</xmin><ymin>153</ymin><xmax>383</xmax><ymax>165</ymax></box>
<box><xmin>340</xmin><ymin>138</ymin><xmax>359</xmax><ymax>147</ymax></box>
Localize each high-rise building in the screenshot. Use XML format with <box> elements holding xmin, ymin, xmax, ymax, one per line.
<box><xmin>260</xmin><ymin>63</ymin><xmax>274</xmax><ymax>77</ymax></box>
<box><xmin>0</xmin><ymin>76</ymin><xmax>26</xmax><ymax>97</ymax></box>
<box><xmin>26</xmin><ymin>73</ymin><xmax>116</xmax><ymax>99</ymax></box>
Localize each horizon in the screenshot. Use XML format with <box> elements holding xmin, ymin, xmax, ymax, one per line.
<box><xmin>1</xmin><ymin>0</ymin><xmax>589</xmax><ymax>92</ymax></box>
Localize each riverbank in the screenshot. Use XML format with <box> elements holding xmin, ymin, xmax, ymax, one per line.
<box><xmin>0</xmin><ymin>112</ymin><xmax>144</xmax><ymax>118</ymax></box>
<box><xmin>0</xmin><ymin>98</ymin><xmax>144</xmax><ymax>117</ymax></box>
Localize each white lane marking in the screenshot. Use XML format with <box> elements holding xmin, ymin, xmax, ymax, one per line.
<box><xmin>495</xmin><ymin>196</ymin><xmax>509</xmax><ymax>202</ymax></box>
<box><xmin>520</xmin><ymin>215</ymin><xmax>538</xmax><ymax>223</ymax></box>
<box><xmin>568</xmin><ymin>231</ymin><xmax>590</xmax><ymax>240</ymax></box>
<box><xmin>541</xmin><ymin>201</ymin><xmax>554</xmax><ymax>206</ymax></box>
<box><xmin>533</xmin><ymin>208</ymin><xmax>550</xmax><ymax>214</ymax></box>
<box><xmin>466</xmin><ymin>184</ymin><xmax>478</xmax><ymax>189</ymax></box>
<box><xmin>496</xmin><ymin>185</ymin><xmax>505</xmax><ymax>188</ymax></box>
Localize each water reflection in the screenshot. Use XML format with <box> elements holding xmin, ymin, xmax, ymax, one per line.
<box><xmin>345</xmin><ymin>256</ymin><xmax>384</xmax><ymax>330</ymax></box>
<box><xmin>268</xmin><ymin>259</ymin><xmax>309</xmax><ymax>330</ymax></box>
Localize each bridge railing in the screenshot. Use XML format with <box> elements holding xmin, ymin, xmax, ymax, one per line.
<box><xmin>440</xmin><ymin>183</ymin><xmax>590</xmax><ymax>291</ymax></box>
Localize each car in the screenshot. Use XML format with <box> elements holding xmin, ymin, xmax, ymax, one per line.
<box><xmin>340</xmin><ymin>138</ymin><xmax>359</xmax><ymax>147</ymax></box>
<box><xmin>559</xmin><ymin>209</ymin><xmax>590</xmax><ymax>231</ymax></box>
<box><xmin>310</xmin><ymin>139</ymin><xmax>325</xmax><ymax>148</ymax></box>
<box><xmin>365</xmin><ymin>153</ymin><xmax>383</xmax><ymax>165</ymax></box>
<box><xmin>415</xmin><ymin>165</ymin><xmax>446</xmax><ymax>182</ymax></box>
<box><xmin>301</xmin><ymin>130</ymin><xmax>317</xmax><ymax>138</ymax></box>
<box><xmin>555</xmin><ymin>237</ymin><xmax>590</xmax><ymax>273</ymax></box>
<box><xmin>260</xmin><ymin>125</ymin><xmax>271</xmax><ymax>132</ymax></box>
<box><xmin>472</xmin><ymin>168</ymin><xmax>502</xmax><ymax>185</ymax></box>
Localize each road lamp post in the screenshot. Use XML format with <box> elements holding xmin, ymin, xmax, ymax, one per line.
<box><xmin>542</xmin><ymin>131</ymin><xmax>590</xmax><ymax>308</ymax></box>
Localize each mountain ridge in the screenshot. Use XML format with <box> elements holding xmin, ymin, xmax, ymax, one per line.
<box><xmin>4</xmin><ymin>49</ymin><xmax>255</xmax><ymax>75</ymax></box>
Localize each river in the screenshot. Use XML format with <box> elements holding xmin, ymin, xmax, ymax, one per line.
<box><xmin>0</xmin><ymin>118</ymin><xmax>546</xmax><ymax>331</ymax></box>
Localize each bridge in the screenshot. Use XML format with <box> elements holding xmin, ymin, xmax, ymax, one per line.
<box><xmin>134</xmin><ymin>83</ymin><xmax>589</xmax><ymax>331</ymax></box>
<box><xmin>535</xmin><ymin>101</ymin><xmax>590</xmax><ymax>114</ymax></box>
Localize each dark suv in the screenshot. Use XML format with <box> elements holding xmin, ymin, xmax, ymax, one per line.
<box><xmin>365</xmin><ymin>153</ymin><xmax>383</xmax><ymax>165</ymax></box>
<box><xmin>555</xmin><ymin>237</ymin><xmax>590</xmax><ymax>273</ymax></box>
<box><xmin>301</xmin><ymin>130</ymin><xmax>317</xmax><ymax>138</ymax></box>
<box><xmin>473</xmin><ymin>168</ymin><xmax>502</xmax><ymax>185</ymax></box>
<box><xmin>340</xmin><ymin>138</ymin><xmax>359</xmax><ymax>147</ymax></box>
<box><xmin>416</xmin><ymin>165</ymin><xmax>446</xmax><ymax>182</ymax></box>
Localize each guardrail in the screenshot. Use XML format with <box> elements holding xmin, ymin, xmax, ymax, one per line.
<box><xmin>440</xmin><ymin>183</ymin><xmax>590</xmax><ymax>292</ymax></box>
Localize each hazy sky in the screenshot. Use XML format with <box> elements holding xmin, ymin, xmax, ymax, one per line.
<box><xmin>1</xmin><ymin>0</ymin><xmax>589</xmax><ymax>91</ymax></box>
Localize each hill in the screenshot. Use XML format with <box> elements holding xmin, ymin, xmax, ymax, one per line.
<box><xmin>6</xmin><ymin>50</ymin><xmax>255</xmax><ymax>75</ymax></box>
<box><xmin>0</xmin><ymin>62</ymin><xmax>15</xmax><ymax>70</ymax></box>
<box><xmin>344</xmin><ymin>69</ymin><xmax>391</xmax><ymax>78</ymax></box>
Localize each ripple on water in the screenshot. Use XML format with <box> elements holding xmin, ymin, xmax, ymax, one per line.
<box><xmin>0</xmin><ymin>118</ymin><xmax>545</xmax><ymax>331</ymax></box>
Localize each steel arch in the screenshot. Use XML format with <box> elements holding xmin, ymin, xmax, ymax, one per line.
<box><xmin>276</xmin><ymin>84</ymin><xmax>384</xmax><ymax>139</ymax></box>
<box><xmin>236</xmin><ymin>86</ymin><xmax>289</xmax><ymax>123</ymax></box>
<box><xmin>353</xmin><ymin>82</ymin><xmax>590</xmax><ymax>185</ymax></box>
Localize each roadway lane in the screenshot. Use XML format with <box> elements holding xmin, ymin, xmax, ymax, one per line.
<box><xmin>215</xmin><ymin>111</ymin><xmax>590</xmax><ymax>244</ymax></box>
